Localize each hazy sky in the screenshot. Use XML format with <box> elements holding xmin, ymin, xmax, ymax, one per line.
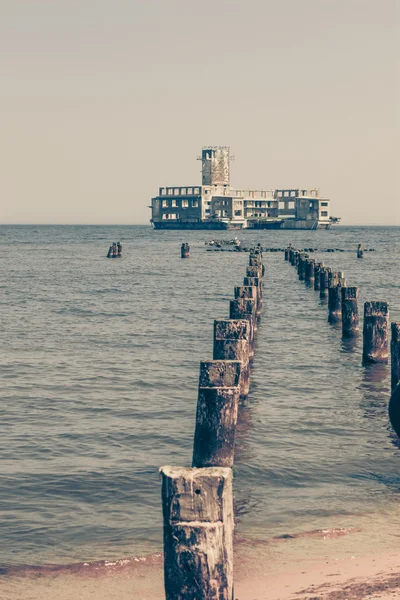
<box><xmin>1</xmin><ymin>0</ymin><xmax>398</xmax><ymax>225</ymax></box>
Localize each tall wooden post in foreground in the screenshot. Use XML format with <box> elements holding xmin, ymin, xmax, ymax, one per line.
<box><xmin>362</xmin><ymin>301</ymin><xmax>389</xmax><ymax>364</ymax></box>
<box><xmin>391</xmin><ymin>323</ymin><xmax>400</xmax><ymax>391</ymax></box>
<box><xmin>213</xmin><ymin>319</ymin><xmax>250</xmax><ymax>397</ymax></box>
<box><xmin>161</xmin><ymin>466</ymin><xmax>234</xmax><ymax>600</ymax></box>
<box><xmin>192</xmin><ymin>360</ymin><xmax>241</xmax><ymax>468</ymax></box>
<box><xmin>341</xmin><ymin>287</ymin><xmax>359</xmax><ymax>338</ymax></box>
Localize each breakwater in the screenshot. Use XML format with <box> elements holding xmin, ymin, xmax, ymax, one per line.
<box><xmin>1</xmin><ymin>224</ymin><xmax>400</xmax><ymax>572</ymax></box>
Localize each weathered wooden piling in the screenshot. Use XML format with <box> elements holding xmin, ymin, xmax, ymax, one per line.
<box><xmin>297</xmin><ymin>254</ymin><xmax>307</xmax><ymax>281</ymax></box>
<box><xmin>341</xmin><ymin>287</ymin><xmax>359</xmax><ymax>337</ymax></box>
<box><xmin>181</xmin><ymin>243</ymin><xmax>190</xmax><ymax>258</ymax></box>
<box><xmin>362</xmin><ymin>301</ymin><xmax>389</xmax><ymax>364</ymax></box>
<box><xmin>249</xmin><ymin>256</ymin><xmax>261</xmax><ymax>267</ymax></box>
<box><xmin>192</xmin><ymin>360</ymin><xmax>241</xmax><ymax>468</ymax></box>
<box><xmin>313</xmin><ymin>263</ymin><xmax>323</xmax><ymax>290</ymax></box>
<box><xmin>246</xmin><ymin>265</ymin><xmax>262</xmax><ymax>280</ymax></box>
<box><xmin>213</xmin><ymin>320</ymin><xmax>250</xmax><ymax>397</ymax></box>
<box><xmin>230</xmin><ymin>297</ymin><xmax>257</xmax><ymax>354</ymax></box>
<box><xmin>328</xmin><ymin>276</ymin><xmax>346</xmax><ymax>323</ymax></box>
<box><xmin>160</xmin><ymin>465</ymin><xmax>234</xmax><ymax>600</ymax></box>
<box><xmin>319</xmin><ymin>267</ymin><xmax>331</xmax><ymax>299</ymax></box>
<box><xmin>357</xmin><ymin>243</ymin><xmax>364</xmax><ymax>258</ymax></box>
<box><xmin>243</xmin><ymin>276</ymin><xmax>262</xmax><ymax>316</ymax></box>
<box><xmin>391</xmin><ymin>323</ymin><xmax>400</xmax><ymax>391</ymax></box>
<box><xmin>284</xmin><ymin>248</ymin><xmax>290</xmax><ymax>261</ymax></box>
<box><xmin>304</xmin><ymin>259</ymin><xmax>315</xmax><ymax>284</ymax></box>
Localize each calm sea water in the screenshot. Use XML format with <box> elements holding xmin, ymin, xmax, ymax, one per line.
<box><xmin>1</xmin><ymin>224</ymin><xmax>400</xmax><ymax>568</ymax></box>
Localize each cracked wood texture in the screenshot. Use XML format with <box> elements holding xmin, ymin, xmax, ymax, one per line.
<box><xmin>193</xmin><ymin>360</ymin><xmax>241</xmax><ymax>469</ymax></box>
<box><xmin>161</xmin><ymin>466</ymin><xmax>234</xmax><ymax>600</ymax></box>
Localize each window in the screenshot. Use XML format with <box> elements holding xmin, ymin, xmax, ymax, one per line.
<box><xmin>234</xmin><ymin>210</ymin><xmax>242</xmax><ymax>216</ymax></box>
<box><xmin>321</xmin><ymin>211</ymin><xmax>328</xmax><ymax>217</ymax></box>
<box><xmin>171</xmin><ymin>199</ymin><xmax>177</xmax><ymax>207</ymax></box>
<box><xmin>205</xmin><ymin>209</ymin><xmax>210</xmax><ymax>213</ymax></box>
<box><xmin>168</xmin><ymin>189</ymin><xmax>173</xmax><ymax>195</ymax></box>
<box><xmin>162</xmin><ymin>200</ymin><xmax>168</xmax><ymax>208</ymax></box>
<box><xmin>192</xmin><ymin>200</ymin><xmax>199</xmax><ymax>207</ymax></box>
<box><xmin>321</xmin><ymin>202</ymin><xmax>328</xmax><ymax>206</ymax></box>
<box><xmin>182</xmin><ymin>200</ymin><xmax>188</xmax><ymax>208</ymax></box>
<box><xmin>278</xmin><ymin>201</ymin><xmax>285</xmax><ymax>209</ymax></box>
<box><xmin>194</xmin><ymin>187</ymin><xmax>200</xmax><ymax>194</ymax></box>
<box><xmin>289</xmin><ymin>201</ymin><xmax>295</xmax><ymax>209</ymax></box>
<box><xmin>181</xmin><ymin>188</ymin><xmax>186</xmax><ymax>195</ymax></box>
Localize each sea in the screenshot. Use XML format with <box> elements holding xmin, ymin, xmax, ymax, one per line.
<box><xmin>1</xmin><ymin>224</ymin><xmax>400</xmax><ymax>577</ymax></box>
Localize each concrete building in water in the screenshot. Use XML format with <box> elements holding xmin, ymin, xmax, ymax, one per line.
<box><xmin>150</xmin><ymin>147</ymin><xmax>339</xmax><ymax>230</ymax></box>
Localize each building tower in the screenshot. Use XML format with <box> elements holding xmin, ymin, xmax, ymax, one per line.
<box><xmin>201</xmin><ymin>146</ymin><xmax>230</xmax><ymax>187</ymax></box>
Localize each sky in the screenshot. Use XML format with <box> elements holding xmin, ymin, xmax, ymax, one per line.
<box><xmin>0</xmin><ymin>0</ymin><xmax>398</xmax><ymax>225</ymax></box>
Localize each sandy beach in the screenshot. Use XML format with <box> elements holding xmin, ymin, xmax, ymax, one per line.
<box><xmin>2</xmin><ymin>521</ymin><xmax>400</xmax><ymax>600</ymax></box>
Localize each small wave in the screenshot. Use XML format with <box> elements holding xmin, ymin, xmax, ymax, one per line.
<box><xmin>235</xmin><ymin>526</ymin><xmax>361</xmax><ymax>547</ymax></box>
<box><xmin>0</xmin><ymin>552</ymin><xmax>163</xmax><ymax>578</ymax></box>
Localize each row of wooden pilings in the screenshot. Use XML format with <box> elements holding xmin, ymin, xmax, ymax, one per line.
<box><xmin>160</xmin><ymin>248</ymin><xmax>264</xmax><ymax>599</ymax></box>
<box><xmin>284</xmin><ymin>246</ymin><xmax>400</xmax><ymax>437</ymax></box>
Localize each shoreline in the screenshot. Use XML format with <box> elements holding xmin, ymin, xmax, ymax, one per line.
<box><xmin>2</xmin><ymin>524</ymin><xmax>399</xmax><ymax>600</ymax></box>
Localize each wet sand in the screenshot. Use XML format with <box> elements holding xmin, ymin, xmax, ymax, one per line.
<box><xmin>2</xmin><ymin>523</ymin><xmax>399</xmax><ymax>600</ymax></box>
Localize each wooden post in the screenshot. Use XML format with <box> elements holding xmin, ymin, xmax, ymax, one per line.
<box><xmin>341</xmin><ymin>287</ymin><xmax>359</xmax><ymax>338</ymax></box>
<box><xmin>391</xmin><ymin>323</ymin><xmax>400</xmax><ymax>391</ymax></box>
<box><xmin>193</xmin><ymin>360</ymin><xmax>241</xmax><ymax>468</ymax></box>
<box><xmin>328</xmin><ymin>277</ymin><xmax>346</xmax><ymax>323</ymax></box>
<box><xmin>213</xmin><ymin>320</ymin><xmax>250</xmax><ymax>397</ymax></box>
<box><xmin>243</xmin><ymin>276</ymin><xmax>262</xmax><ymax>316</ymax></box>
<box><xmin>230</xmin><ymin>298</ymin><xmax>257</xmax><ymax>354</ymax></box>
<box><xmin>160</xmin><ymin>466</ymin><xmax>234</xmax><ymax>600</ymax></box>
<box><xmin>304</xmin><ymin>259</ymin><xmax>315</xmax><ymax>285</ymax></box>
<box><xmin>362</xmin><ymin>301</ymin><xmax>389</xmax><ymax>364</ymax></box>
<box><xmin>313</xmin><ymin>263</ymin><xmax>323</xmax><ymax>290</ymax></box>
<box><xmin>357</xmin><ymin>243</ymin><xmax>364</xmax><ymax>258</ymax></box>
<box><xmin>249</xmin><ymin>256</ymin><xmax>261</xmax><ymax>267</ymax></box>
<box><xmin>246</xmin><ymin>265</ymin><xmax>262</xmax><ymax>279</ymax></box>
<box><xmin>181</xmin><ymin>243</ymin><xmax>190</xmax><ymax>258</ymax></box>
<box><xmin>284</xmin><ymin>248</ymin><xmax>290</xmax><ymax>261</ymax></box>
<box><xmin>319</xmin><ymin>267</ymin><xmax>331</xmax><ymax>299</ymax></box>
<box><xmin>298</xmin><ymin>254</ymin><xmax>307</xmax><ymax>280</ymax></box>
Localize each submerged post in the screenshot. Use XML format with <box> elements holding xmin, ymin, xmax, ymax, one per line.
<box><xmin>298</xmin><ymin>254</ymin><xmax>307</xmax><ymax>281</ymax></box>
<box><xmin>319</xmin><ymin>267</ymin><xmax>331</xmax><ymax>299</ymax></box>
<box><xmin>213</xmin><ymin>320</ymin><xmax>250</xmax><ymax>397</ymax></box>
<box><xmin>230</xmin><ymin>298</ymin><xmax>257</xmax><ymax>355</ymax></box>
<box><xmin>341</xmin><ymin>287</ymin><xmax>359</xmax><ymax>338</ymax></box>
<box><xmin>192</xmin><ymin>360</ymin><xmax>241</xmax><ymax>468</ymax></box>
<box><xmin>328</xmin><ymin>276</ymin><xmax>346</xmax><ymax>323</ymax></box>
<box><xmin>243</xmin><ymin>276</ymin><xmax>262</xmax><ymax>316</ymax></box>
<box><xmin>362</xmin><ymin>301</ymin><xmax>389</xmax><ymax>364</ymax></box>
<box><xmin>161</xmin><ymin>466</ymin><xmax>234</xmax><ymax>600</ymax></box>
<box><xmin>304</xmin><ymin>259</ymin><xmax>315</xmax><ymax>285</ymax></box>
<box><xmin>313</xmin><ymin>263</ymin><xmax>323</xmax><ymax>290</ymax></box>
<box><xmin>181</xmin><ymin>243</ymin><xmax>190</xmax><ymax>258</ymax></box>
<box><xmin>391</xmin><ymin>323</ymin><xmax>400</xmax><ymax>391</ymax></box>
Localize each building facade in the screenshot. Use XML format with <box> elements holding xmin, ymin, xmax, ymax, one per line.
<box><xmin>150</xmin><ymin>147</ymin><xmax>337</xmax><ymax>230</ymax></box>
